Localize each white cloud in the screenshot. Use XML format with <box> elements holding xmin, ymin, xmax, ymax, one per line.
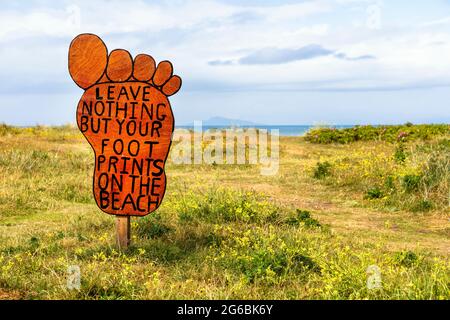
<box><xmin>420</xmin><ymin>16</ymin><xmax>450</xmax><ymax>27</ymax></box>
<box><xmin>1</xmin><ymin>0</ymin><xmax>449</xmax><ymax>125</ymax></box>
<box><xmin>0</xmin><ymin>7</ymin><xmax>79</xmax><ymax>40</ymax></box>
<box><xmin>0</xmin><ymin>0</ymin><xmax>450</xmax><ymax>94</ymax></box>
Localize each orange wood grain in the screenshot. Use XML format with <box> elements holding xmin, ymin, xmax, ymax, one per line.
<box><xmin>116</xmin><ymin>216</ymin><xmax>130</xmax><ymax>249</ymax></box>
<box><xmin>162</xmin><ymin>75</ymin><xmax>182</xmax><ymax>96</ymax></box>
<box><xmin>107</xmin><ymin>49</ymin><xmax>133</xmax><ymax>82</ymax></box>
<box><xmin>133</xmin><ymin>54</ymin><xmax>156</xmax><ymax>82</ymax></box>
<box><xmin>76</xmin><ymin>82</ymin><xmax>174</xmax><ymax>216</ymax></box>
<box><xmin>153</xmin><ymin>61</ymin><xmax>173</xmax><ymax>86</ymax></box>
<box><xmin>69</xmin><ymin>34</ymin><xmax>108</xmax><ymax>89</ymax></box>
<box><xmin>69</xmin><ymin>33</ymin><xmax>182</xmax><ymax>217</ymax></box>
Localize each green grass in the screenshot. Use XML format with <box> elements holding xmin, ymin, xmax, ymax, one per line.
<box><xmin>0</xmin><ymin>124</ymin><xmax>448</xmax><ymax>300</ymax></box>
<box><xmin>310</xmin><ymin>137</ymin><xmax>449</xmax><ymax>212</ymax></box>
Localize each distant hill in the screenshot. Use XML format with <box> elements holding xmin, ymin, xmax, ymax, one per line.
<box><xmin>185</xmin><ymin>117</ymin><xmax>261</xmax><ymax>126</ymax></box>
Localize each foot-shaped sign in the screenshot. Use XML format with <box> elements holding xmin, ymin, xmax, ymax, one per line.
<box><xmin>69</xmin><ymin>33</ymin><xmax>181</xmax><ymax>216</ymax></box>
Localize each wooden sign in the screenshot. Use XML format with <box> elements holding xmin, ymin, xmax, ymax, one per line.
<box><xmin>68</xmin><ymin>33</ymin><xmax>181</xmax><ymax>247</ymax></box>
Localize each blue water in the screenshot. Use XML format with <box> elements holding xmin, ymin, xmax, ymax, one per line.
<box><xmin>176</xmin><ymin>125</ymin><xmax>354</xmax><ymax>137</ymax></box>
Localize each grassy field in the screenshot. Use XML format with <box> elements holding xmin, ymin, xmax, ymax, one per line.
<box><xmin>0</xmin><ymin>124</ymin><xmax>448</xmax><ymax>300</ymax></box>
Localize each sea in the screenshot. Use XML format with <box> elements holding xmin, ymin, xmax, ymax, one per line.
<box><xmin>176</xmin><ymin>125</ymin><xmax>354</xmax><ymax>137</ymax></box>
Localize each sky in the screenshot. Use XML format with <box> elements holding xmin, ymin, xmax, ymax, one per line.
<box><xmin>0</xmin><ymin>0</ymin><xmax>450</xmax><ymax>125</ymax></box>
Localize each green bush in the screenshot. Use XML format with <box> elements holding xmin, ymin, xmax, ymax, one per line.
<box><xmin>365</xmin><ymin>187</ymin><xmax>384</xmax><ymax>199</ymax></box>
<box><xmin>411</xmin><ymin>199</ymin><xmax>433</xmax><ymax>212</ymax></box>
<box><xmin>305</xmin><ymin>124</ymin><xmax>449</xmax><ymax>144</ymax></box>
<box><xmin>402</xmin><ymin>175</ymin><xmax>421</xmax><ymax>193</ymax></box>
<box><xmin>313</xmin><ymin>161</ymin><xmax>332</xmax><ymax>179</ymax></box>
<box><xmin>285</xmin><ymin>209</ymin><xmax>321</xmax><ymax>228</ymax></box>
<box><xmin>384</xmin><ymin>175</ymin><xmax>396</xmax><ymax>192</ymax></box>
<box><xmin>394</xmin><ymin>250</ymin><xmax>419</xmax><ymax>267</ymax></box>
<box><xmin>209</xmin><ymin>227</ymin><xmax>320</xmax><ymax>284</ymax></box>
<box><xmin>394</xmin><ymin>143</ymin><xmax>407</xmax><ymax>164</ymax></box>
<box><xmin>176</xmin><ymin>188</ymin><xmax>279</xmax><ymax>224</ymax></box>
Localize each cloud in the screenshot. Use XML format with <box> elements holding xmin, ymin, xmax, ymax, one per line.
<box><xmin>0</xmin><ymin>6</ymin><xmax>81</xmax><ymax>40</ymax></box>
<box><xmin>333</xmin><ymin>52</ymin><xmax>376</xmax><ymax>61</ymax></box>
<box><xmin>209</xmin><ymin>45</ymin><xmax>375</xmax><ymax>65</ymax></box>
<box><xmin>420</xmin><ymin>16</ymin><xmax>450</xmax><ymax>27</ymax></box>
<box><xmin>239</xmin><ymin>45</ymin><xmax>333</xmax><ymax>64</ymax></box>
<box><xmin>208</xmin><ymin>59</ymin><xmax>235</xmax><ymax>66</ymax></box>
<box><xmin>1</xmin><ymin>0</ymin><xmax>450</xmax><ymax>126</ymax></box>
<box><xmin>0</xmin><ymin>1</ymin><xmax>449</xmax><ymax>98</ymax></box>
<box><xmin>227</xmin><ymin>11</ymin><xmax>262</xmax><ymax>24</ymax></box>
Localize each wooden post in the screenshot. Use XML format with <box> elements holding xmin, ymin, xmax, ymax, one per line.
<box><xmin>116</xmin><ymin>216</ymin><xmax>130</xmax><ymax>250</ymax></box>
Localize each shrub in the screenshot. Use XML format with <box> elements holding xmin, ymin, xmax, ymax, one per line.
<box><xmin>394</xmin><ymin>251</ymin><xmax>419</xmax><ymax>267</ymax></box>
<box><xmin>305</xmin><ymin>124</ymin><xmax>449</xmax><ymax>144</ymax></box>
<box><xmin>384</xmin><ymin>175</ymin><xmax>396</xmax><ymax>192</ymax></box>
<box><xmin>29</xmin><ymin>236</ymin><xmax>40</xmax><ymax>249</ymax></box>
<box><xmin>411</xmin><ymin>199</ymin><xmax>433</xmax><ymax>212</ymax></box>
<box><xmin>313</xmin><ymin>161</ymin><xmax>332</xmax><ymax>179</ymax></box>
<box><xmin>365</xmin><ymin>187</ymin><xmax>384</xmax><ymax>199</ymax></box>
<box><xmin>402</xmin><ymin>175</ymin><xmax>421</xmax><ymax>193</ymax></box>
<box><xmin>394</xmin><ymin>143</ymin><xmax>407</xmax><ymax>164</ymax></box>
<box><xmin>285</xmin><ymin>209</ymin><xmax>321</xmax><ymax>228</ymax></box>
<box><xmin>176</xmin><ymin>188</ymin><xmax>279</xmax><ymax>224</ymax></box>
<box><xmin>209</xmin><ymin>226</ymin><xmax>320</xmax><ymax>283</ymax></box>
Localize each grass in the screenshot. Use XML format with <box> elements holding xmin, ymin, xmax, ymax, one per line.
<box><xmin>310</xmin><ymin>137</ymin><xmax>449</xmax><ymax>212</ymax></box>
<box><xmin>0</xmin><ymin>124</ymin><xmax>448</xmax><ymax>300</ymax></box>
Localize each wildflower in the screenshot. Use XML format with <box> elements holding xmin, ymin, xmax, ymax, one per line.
<box><xmin>397</xmin><ymin>131</ymin><xmax>408</xmax><ymax>141</ymax></box>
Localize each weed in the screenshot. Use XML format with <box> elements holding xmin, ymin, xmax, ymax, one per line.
<box><xmin>394</xmin><ymin>251</ymin><xmax>419</xmax><ymax>267</ymax></box>
<box><xmin>394</xmin><ymin>143</ymin><xmax>407</xmax><ymax>164</ymax></box>
<box><xmin>176</xmin><ymin>187</ymin><xmax>279</xmax><ymax>224</ymax></box>
<box><xmin>209</xmin><ymin>226</ymin><xmax>319</xmax><ymax>284</ymax></box>
<box><xmin>402</xmin><ymin>175</ymin><xmax>421</xmax><ymax>193</ymax></box>
<box><xmin>313</xmin><ymin>161</ymin><xmax>332</xmax><ymax>179</ymax></box>
<box><xmin>384</xmin><ymin>175</ymin><xmax>396</xmax><ymax>192</ymax></box>
<box><xmin>411</xmin><ymin>199</ymin><xmax>434</xmax><ymax>212</ymax></box>
<box><xmin>285</xmin><ymin>209</ymin><xmax>321</xmax><ymax>228</ymax></box>
<box><xmin>365</xmin><ymin>187</ymin><xmax>384</xmax><ymax>199</ymax></box>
